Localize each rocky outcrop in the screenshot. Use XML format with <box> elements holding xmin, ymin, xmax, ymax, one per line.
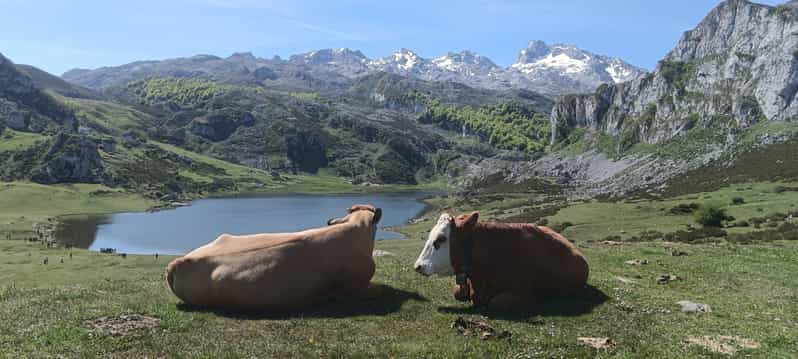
<box><xmin>30</xmin><ymin>133</ymin><xmax>104</xmax><ymax>184</ymax></box>
<box><xmin>0</xmin><ymin>52</ymin><xmax>78</xmax><ymax>133</ymax></box>
<box><xmin>285</xmin><ymin>130</ymin><xmax>327</xmax><ymax>173</ymax></box>
<box><xmin>188</xmin><ymin>110</ymin><xmax>255</xmax><ymax>141</ymax></box>
<box><xmin>551</xmin><ymin>0</ymin><xmax>798</xmax><ymax>146</ymax></box>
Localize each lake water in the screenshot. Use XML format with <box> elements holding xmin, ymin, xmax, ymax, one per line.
<box><xmin>56</xmin><ymin>193</ymin><xmax>433</xmax><ymax>255</ymax></box>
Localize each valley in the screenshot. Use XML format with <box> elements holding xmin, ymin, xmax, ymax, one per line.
<box><xmin>2</xmin><ymin>0</ymin><xmax>798</xmax><ymax>357</ymax></box>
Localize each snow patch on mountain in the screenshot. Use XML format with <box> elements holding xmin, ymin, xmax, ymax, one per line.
<box><xmin>513</xmin><ymin>52</ymin><xmax>590</xmax><ymax>75</ymax></box>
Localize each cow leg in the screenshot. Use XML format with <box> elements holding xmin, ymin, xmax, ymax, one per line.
<box><xmin>468</xmin><ymin>278</ymin><xmax>493</xmax><ymax>307</ymax></box>
<box><xmin>488</xmin><ymin>292</ymin><xmax>526</xmax><ymax>311</ymax></box>
<box><xmin>330</xmin><ymin>258</ymin><xmax>379</xmax><ymax>301</ymax></box>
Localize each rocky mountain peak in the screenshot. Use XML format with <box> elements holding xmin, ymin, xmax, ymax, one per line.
<box><xmin>550</xmin><ymin>0</ymin><xmax>798</xmax><ymax>147</ymax></box>
<box><xmin>386</xmin><ymin>48</ymin><xmax>423</xmax><ymax>70</ymax></box>
<box><xmin>432</xmin><ymin>50</ymin><xmax>499</xmax><ymax>72</ymax></box>
<box><xmin>518</xmin><ymin>40</ymin><xmax>550</xmax><ymax>61</ymax></box>
<box><xmin>62</xmin><ymin>43</ymin><xmax>644</xmax><ymax>95</ymax></box>
<box><xmin>227</xmin><ymin>52</ymin><xmax>257</xmax><ymax>61</ymax></box>
<box><xmin>511</xmin><ymin>40</ymin><xmax>643</xmax><ymax>85</ymax></box>
<box><xmin>289</xmin><ymin>48</ymin><xmax>368</xmax><ymax>66</ymax></box>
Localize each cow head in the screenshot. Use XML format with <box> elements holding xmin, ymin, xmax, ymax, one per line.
<box><xmin>414</xmin><ymin>212</ymin><xmax>479</xmax><ymax>277</ymax></box>
<box><xmin>327</xmin><ymin>204</ymin><xmax>382</xmax><ymax>226</ymax></box>
<box><xmin>414</xmin><ymin>213</ymin><xmax>455</xmax><ymax>276</ymax></box>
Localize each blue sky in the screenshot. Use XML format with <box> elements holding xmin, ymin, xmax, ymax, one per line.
<box><xmin>0</xmin><ymin>0</ymin><xmax>783</xmax><ymax>75</ymax></box>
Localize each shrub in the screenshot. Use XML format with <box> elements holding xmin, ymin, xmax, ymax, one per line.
<box><xmin>731</xmin><ymin>197</ymin><xmax>745</xmax><ymax>205</ymax></box>
<box><xmin>670</xmin><ymin>203</ymin><xmax>700</xmax><ymax>215</ymax></box>
<box><xmin>774</xmin><ymin>186</ymin><xmax>798</xmax><ymax>193</ymax></box>
<box><xmin>695</xmin><ymin>204</ymin><xmax>731</xmax><ymax>227</ymax></box>
<box><xmin>727</xmin><ymin>223</ymin><xmax>798</xmax><ymax>244</ymax></box>
<box><xmin>663</xmin><ymin>227</ymin><xmax>727</xmax><ymax>243</ymax></box>
<box><xmin>732</xmin><ymin>220</ymin><xmax>750</xmax><ymax>228</ymax></box>
<box><xmin>639</xmin><ymin>230</ymin><xmax>664</xmax><ymax>241</ymax></box>
<box><xmin>551</xmin><ymin>222</ymin><xmax>574</xmax><ymax>233</ymax></box>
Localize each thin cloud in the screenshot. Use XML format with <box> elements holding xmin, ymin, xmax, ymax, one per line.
<box><xmin>204</xmin><ymin>0</ymin><xmax>364</xmax><ymax>41</ymax></box>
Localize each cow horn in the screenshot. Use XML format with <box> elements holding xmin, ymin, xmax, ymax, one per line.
<box><xmin>372</xmin><ymin>208</ymin><xmax>382</xmax><ymax>225</ymax></box>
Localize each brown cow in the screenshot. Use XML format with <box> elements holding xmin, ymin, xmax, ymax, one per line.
<box><xmin>414</xmin><ymin>212</ymin><xmax>589</xmax><ymax>310</ymax></box>
<box><xmin>166</xmin><ymin>204</ymin><xmax>383</xmax><ymax>312</ymax></box>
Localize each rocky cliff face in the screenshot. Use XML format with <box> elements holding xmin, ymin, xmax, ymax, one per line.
<box><xmin>30</xmin><ymin>133</ymin><xmax>104</xmax><ymax>184</ymax></box>
<box><xmin>0</xmin><ymin>52</ymin><xmax>77</xmax><ymax>133</ymax></box>
<box><xmin>551</xmin><ymin>0</ymin><xmax>798</xmax><ymax>146</ymax></box>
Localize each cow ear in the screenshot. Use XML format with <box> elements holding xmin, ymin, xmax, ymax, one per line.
<box><xmin>372</xmin><ymin>208</ymin><xmax>382</xmax><ymax>225</ymax></box>
<box><xmin>464</xmin><ymin>212</ymin><xmax>479</xmax><ymax>227</ymax></box>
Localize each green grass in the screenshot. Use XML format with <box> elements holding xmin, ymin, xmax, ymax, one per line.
<box><xmin>61</xmin><ymin>97</ymin><xmax>154</xmax><ymax>133</ymax></box>
<box><xmin>480</xmin><ymin>182</ymin><xmax>798</xmax><ymax>243</ymax></box>
<box><xmin>0</xmin><ymin>182</ymin><xmax>154</xmax><ymax>239</ymax></box>
<box><xmin>0</xmin><ymin>129</ymin><xmax>47</xmax><ymax>152</ymax></box>
<box><xmin>153</xmin><ymin>142</ymin><xmax>447</xmax><ymax>195</ymax></box>
<box><xmin>2</xmin><ymin>181</ymin><xmax>797</xmax><ymax>357</ymax></box>
<box><xmin>1</xmin><ymin>228</ymin><xmax>796</xmax><ymax>357</ymax></box>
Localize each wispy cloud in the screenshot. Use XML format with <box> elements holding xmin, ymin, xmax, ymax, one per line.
<box><xmin>203</xmin><ymin>0</ymin><xmax>364</xmax><ymax>41</ymax></box>
<box><xmin>280</xmin><ymin>18</ymin><xmax>366</xmax><ymax>41</ymax></box>
<box><xmin>205</xmin><ymin>0</ymin><xmax>280</xmax><ymax>10</ymax></box>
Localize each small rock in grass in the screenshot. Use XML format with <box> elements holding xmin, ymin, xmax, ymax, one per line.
<box><xmin>577</xmin><ymin>337</ymin><xmax>613</xmax><ymax>349</ymax></box>
<box><xmin>677</xmin><ymin>300</ymin><xmax>712</xmax><ymax>314</ymax></box>
<box><xmin>656</xmin><ymin>274</ymin><xmax>680</xmax><ymax>284</ymax></box>
<box><xmin>624</xmin><ymin>259</ymin><xmax>649</xmax><ymax>266</ymax></box>
<box><xmin>672</xmin><ymin>250</ymin><xmax>689</xmax><ymax>256</ymax></box>
<box><xmin>372</xmin><ymin>250</ymin><xmax>394</xmax><ymax>257</ymax></box>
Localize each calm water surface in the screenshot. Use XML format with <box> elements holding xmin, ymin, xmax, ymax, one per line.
<box><xmin>57</xmin><ymin>193</ymin><xmax>433</xmax><ymax>255</ymax></box>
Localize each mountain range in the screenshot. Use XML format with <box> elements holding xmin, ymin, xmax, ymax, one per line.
<box><xmin>2</xmin><ymin>0</ymin><xmax>798</xmax><ymax>200</ymax></box>
<box><xmin>63</xmin><ymin>41</ymin><xmax>646</xmax><ymax>96</ymax></box>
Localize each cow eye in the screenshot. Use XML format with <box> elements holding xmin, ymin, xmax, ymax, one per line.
<box><xmin>433</xmin><ymin>235</ymin><xmax>447</xmax><ymax>250</ymax></box>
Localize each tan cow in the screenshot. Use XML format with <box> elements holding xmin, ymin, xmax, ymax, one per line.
<box><xmin>166</xmin><ymin>204</ymin><xmax>383</xmax><ymax>312</ymax></box>
<box><xmin>414</xmin><ymin>212</ymin><xmax>589</xmax><ymax>310</ymax></box>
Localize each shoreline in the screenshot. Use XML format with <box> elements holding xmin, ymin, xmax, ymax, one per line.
<box><xmin>50</xmin><ymin>189</ymin><xmax>446</xmax><ymax>254</ymax></box>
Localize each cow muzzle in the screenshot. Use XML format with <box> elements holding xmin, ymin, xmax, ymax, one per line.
<box><xmin>413</xmin><ymin>262</ymin><xmax>431</xmax><ymax>276</ymax></box>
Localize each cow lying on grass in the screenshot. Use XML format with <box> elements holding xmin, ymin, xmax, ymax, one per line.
<box><xmin>166</xmin><ymin>204</ymin><xmax>383</xmax><ymax>313</ymax></box>
<box><xmin>414</xmin><ymin>212</ymin><xmax>589</xmax><ymax>310</ymax></box>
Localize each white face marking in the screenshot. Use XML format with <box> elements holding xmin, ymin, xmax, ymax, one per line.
<box><xmin>413</xmin><ymin>213</ymin><xmax>455</xmax><ymax>277</ymax></box>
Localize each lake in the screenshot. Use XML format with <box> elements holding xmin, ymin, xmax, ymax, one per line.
<box><xmin>56</xmin><ymin>192</ymin><xmax>434</xmax><ymax>255</ymax></box>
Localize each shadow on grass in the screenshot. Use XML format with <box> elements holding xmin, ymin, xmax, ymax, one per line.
<box><xmin>437</xmin><ymin>284</ymin><xmax>609</xmax><ymax>321</ymax></box>
<box><xmin>175</xmin><ymin>284</ymin><xmax>428</xmax><ymax>320</ymax></box>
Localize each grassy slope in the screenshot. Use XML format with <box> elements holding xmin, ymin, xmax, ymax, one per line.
<box><xmin>1</xmin><ymin>232</ymin><xmax>796</xmax><ymax>357</ymax></box>
<box><xmin>1</xmin><ymin>181</ymin><xmax>797</xmax><ymax>356</ymax></box>
<box><xmin>549</xmin><ymin>182</ymin><xmax>798</xmax><ymax>242</ymax></box>
<box><xmin>0</xmin><ymin>182</ymin><xmax>154</xmax><ymax>239</ymax></box>
<box><xmin>153</xmin><ymin>142</ymin><xmax>446</xmax><ymax>195</ymax></box>
<box><xmin>60</xmin><ymin>97</ymin><xmax>153</xmax><ymax>133</ymax></box>
<box><xmin>0</xmin><ymin>129</ymin><xmax>47</xmax><ymax>152</ymax></box>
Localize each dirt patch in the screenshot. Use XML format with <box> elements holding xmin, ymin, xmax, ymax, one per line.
<box><xmin>85</xmin><ymin>314</ymin><xmax>160</xmax><ymax>336</ymax></box>
<box><xmin>451</xmin><ymin>316</ymin><xmax>511</xmax><ymax>341</ymax></box>
<box><xmin>577</xmin><ymin>337</ymin><xmax>614</xmax><ymax>349</ymax></box>
<box><xmin>686</xmin><ymin>336</ymin><xmax>760</xmax><ymax>355</ymax></box>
